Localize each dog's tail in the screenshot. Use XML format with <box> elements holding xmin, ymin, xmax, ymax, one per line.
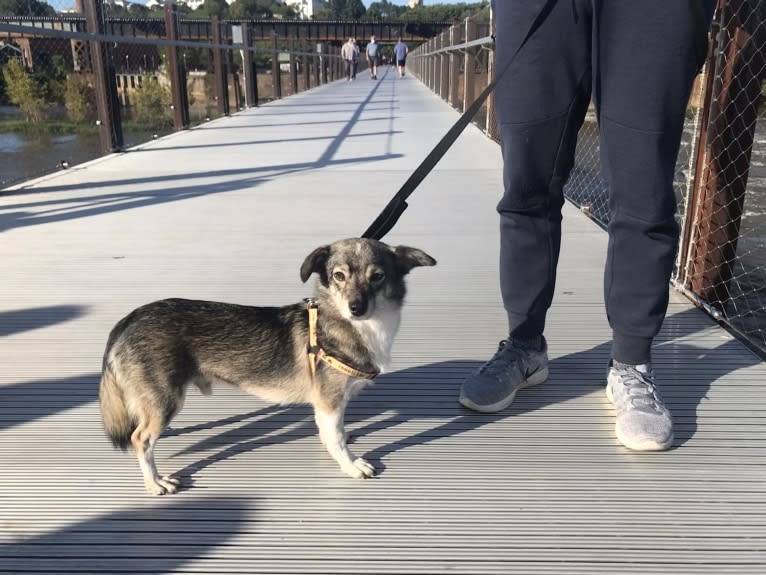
<box><xmin>99</xmin><ymin>357</ymin><xmax>135</xmax><ymax>451</ymax></box>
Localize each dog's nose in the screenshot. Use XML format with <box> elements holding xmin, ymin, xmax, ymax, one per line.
<box><xmin>349</xmin><ymin>300</ymin><xmax>367</xmax><ymax>317</ymax></box>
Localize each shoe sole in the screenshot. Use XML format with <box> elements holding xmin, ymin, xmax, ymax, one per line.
<box><xmin>459</xmin><ymin>367</ymin><xmax>548</xmax><ymax>413</ymax></box>
<box><xmin>605</xmin><ymin>385</ymin><xmax>674</xmax><ymax>451</ymax></box>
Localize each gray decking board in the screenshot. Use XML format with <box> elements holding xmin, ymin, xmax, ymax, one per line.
<box><xmin>1</xmin><ymin>69</ymin><xmax>765</xmax><ymax>574</ymax></box>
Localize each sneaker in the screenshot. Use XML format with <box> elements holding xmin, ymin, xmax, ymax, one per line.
<box><xmin>459</xmin><ymin>338</ymin><xmax>549</xmax><ymax>413</ymax></box>
<box><xmin>606</xmin><ymin>360</ymin><xmax>674</xmax><ymax>451</ymax></box>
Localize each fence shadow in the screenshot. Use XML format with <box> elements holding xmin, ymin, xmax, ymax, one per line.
<box><xmin>0</xmin><ymin>374</ymin><xmax>100</xmax><ymax>432</ymax></box>
<box><xmin>0</xmin><ymin>304</ymin><xmax>86</xmax><ymax>337</ymax></box>
<box><xmin>0</xmin><ymin>496</ymin><xmax>249</xmax><ymax>572</ymax></box>
<box><xmin>1</xmin><ymin>75</ymin><xmax>402</xmax><ymax>233</ymax></box>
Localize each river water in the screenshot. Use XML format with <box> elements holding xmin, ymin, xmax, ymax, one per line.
<box><xmin>0</xmin><ymin>106</ymin><xmax>162</xmax><ymax>188</ymax></box>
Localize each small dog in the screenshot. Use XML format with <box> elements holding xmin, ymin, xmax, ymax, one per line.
<box><xmin>99</xmin><ymin>238</ymin><xmax>436</xmax><ymax>495</ymax></box>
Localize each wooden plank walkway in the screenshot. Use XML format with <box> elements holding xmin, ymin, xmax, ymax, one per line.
<box><xmin>1</xmin><ymin>67</ymin><xmax>765</xmax><ymax>574</ymax></box>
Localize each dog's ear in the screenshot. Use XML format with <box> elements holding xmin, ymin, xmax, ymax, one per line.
<box><xmin>300</xmin><ymin>245</ymin><xmax>331</xmax><ymax>283</ymax></box>
<box><xmin>392</xmin><ymin>246</ymin><xmax>437</xmax><ymax>273</ymax></box>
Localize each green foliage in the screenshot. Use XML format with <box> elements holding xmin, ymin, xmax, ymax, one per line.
<box><xmin>44</xmin><ymin>53</ymin><xmax>68</xmax><ymax>105</ymax></box>
<box><xmin>131</xmin><ymin>74</ymin><xmax>172</xmax><ymax>127</ymax></box>
<box><xmin>321</xmin><ymin>0</ymin><xmax>366</xmax><ymax>19</ymax></box>
<box><xmin>403</xmin><ymin>2</ymin><xmax>489</xmax><ymax>22</ymax></box>
<box><xmin>1</xmin><ymin>59</ymin><xmax>47</xmax><ymax>122</ymax></box>
<box><xmin>365</xmin><ymin>1</ymin><xmax>488</xmax><ymax>21</ymax></box>
<box><xmin>196</xmin><ymin>0</ymin><xmax>230</xmax><ymax>19</ymax></box>
<box><xmin>365</xmin><ymin>0</ymin><xmax>406</xmax><ymax>20</ymax></box>
<box><xmin>64</xmin><ymin>74</ymin><xmax>96</xmax><ymax>124</ymax></box>
<box><xmin>0</xmin><ymin>0</ymin><xmax>56</xmax><ymax>17</ymax></box>
<box><xmin>228</xmin><ymin>0</ymin><xmax>297</xmax><ymax>19</ymax></box>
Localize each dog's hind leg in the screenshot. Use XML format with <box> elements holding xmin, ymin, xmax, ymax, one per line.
<box><xmin>132</xmin><ymin>412</ymin><xmax>180</xmax><ymax>495</ymax></box>
<box><xmin>314</xmin><ymin>401</ymin><xmax>375</xmax><ymax>479</ymax></box>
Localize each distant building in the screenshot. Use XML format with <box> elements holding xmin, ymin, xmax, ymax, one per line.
<box><xmin>281</xmin><ymin>0</ymin><xmax>328</xmax><ymax>19</ymax></box>
<box><xmin>408</xmin><ymin>0</ymin><xmax>423</xmax><ymax>8</ymax></box>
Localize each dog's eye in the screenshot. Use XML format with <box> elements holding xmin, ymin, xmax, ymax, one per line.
<box><xmin>333</xmin><ymin>271</ymin><xmax>346</xmax><ymax>282</ymax></box>
<box><xmin>370</xmin><ymin>271</ymin><xmax>385</xmax><ymax>282</ymax></box>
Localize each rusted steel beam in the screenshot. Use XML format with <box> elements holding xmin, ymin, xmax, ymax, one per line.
<box><xmin>685</xmin><ymin>0</ymin><xmax>766</xmax><ymax>307</ymax></box>
<box><xmin>82</xmin><ymin>0</ymin><xmax>122</xmax><ymax>154</ymax></box>
<box><xmin>164</xmin><ymin>3</ymin><xmax>189</xmax><ymax>130</ymax></box>
<box><xmin>211</xmin><ymin>16</ymin><xmax>229</xmax><ymax>116</ymax></box>
<box><xmin>271</xmin><ymin>31</ymin><xmax>282</xmax><ymax>100</ymax></box>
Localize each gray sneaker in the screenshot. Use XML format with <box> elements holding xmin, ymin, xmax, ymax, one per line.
<box><xmin>606</xmin><ymin>360</ymin><xmax>674</xmax><ymax>451</ymax></box>
<box><xmin>459</xmin><ymin>338</ymin><xmax>549</xmax><ymax>413</ymax></box>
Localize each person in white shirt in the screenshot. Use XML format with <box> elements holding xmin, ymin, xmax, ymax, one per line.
<box><xmin>341</xmin><ymin>37</ymin><xmax>360</xmax><ymax>81</ymax></box>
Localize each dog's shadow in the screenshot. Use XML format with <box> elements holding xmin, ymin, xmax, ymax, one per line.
<box><xmin>166</xmin><ymin>331</ymin><xmax>755</xmax><ymax>488</ymax></box>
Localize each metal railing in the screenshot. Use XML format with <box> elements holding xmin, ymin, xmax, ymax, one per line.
<box><xmin>412</xmin><ymin>4</ymin><xmax>766</xmax><ymax>357</ymax></box>
<box><xmin>408</xmin><ymin>12</ymin><xmax>495</xmax><ymax>138</ymax></box>
<box><xmin>0</xmin><ymin>0</ymin><xmax>371</xmax><ymax>186</ymax></box>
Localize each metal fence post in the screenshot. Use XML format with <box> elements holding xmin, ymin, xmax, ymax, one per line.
<box><xmin>289</xmin><ymin>39</ymin><xmax>298</xmax><ymax>96</ymax></box>
<box><xmin>463</xmin><ymin>17</ymin><xmax>475</xmax><ymax>113</ymax></box>
<box><xmin>83</xmin><ymin>0</ymin><xmax>122</xmax><ymax>153</ymax></box>
<box><xmin>321</xmin><ymin>45</ymin><xmax>329</xmax><ymax>84</ymax></box>
<box><xmin>448</xmin><ymin>25</ymin><xmax>459</xmax><ymax>107</ymax></box>
<box><xmin>241</xmin><ymin>23</ymin><xmax>257</xmax><ymax>107</ymax></box>
<box><xmin>428</xmin><ymin>37</ymin><xmax>439</xmax><ymax>93</ymax></box>
<box><xmin>211</xmin><ymin>17</ymin><xmax>229</xmax><ymax>116</ymax></box>
<box><xmin>440</xmin><ymin>31</ymin><xmax>449</xmax><ymax>100</ymax></box>
<box><xmin>434</xmin><ymin>36</ymin><xmax>441</xmax><ymax>94</ymax></box>
<box><xmin>271</xmin><ymin>31</ymin><xmax>282</xmax><ymax>99</ymax></box>
<box><xmin>164</xmin><ymin>2</ymin><xmax>189</xmax><ymax>130</ymax></box>
<box><xmin>485</xmin><ymin>8</ymin><xmax>496</xmax><ymax>138</ymax></box>
<box><xmin>302</xmin><ymin>41</ymin><xmax>310</xmax><ymax>91</ymax></box>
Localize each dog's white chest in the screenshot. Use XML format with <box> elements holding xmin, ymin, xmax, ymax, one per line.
<box><xmin>352</xmin><ymin>309</ymin><xmax>401</xmax><ymax>373</ymax></box>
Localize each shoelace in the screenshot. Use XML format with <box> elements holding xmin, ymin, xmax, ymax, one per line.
<box><xmin>478</xmin><ymin>340</ymin><xmax>524</xmax><ymax>377</ymax></box>
<box><xmin>613</xmin><ymin>365</ymin><xmax>666</xmax><ymax>412</ymax></box>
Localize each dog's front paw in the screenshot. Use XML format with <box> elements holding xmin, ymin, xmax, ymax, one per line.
<box><xmin>145</xmin><ymin>476</ymin><xmax>181</xmax><ymax>496</ymax></box>
<box><xmin>343</xmin><ymin>457</ymin><xmax>376</xmax><ymax>479</ymax></box>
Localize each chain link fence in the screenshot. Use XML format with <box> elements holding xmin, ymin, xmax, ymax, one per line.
<box><xmin>0</xmin><ymin>1</ymin><xmax>348</xmax><ymax>187</ymax></box>
<box><xmin>410</xmin><ymin>1</ymin><xmax>766</xmax><ymax>357</ymax></box>
<box><xmin>674</xmin><ymin>0</ymin><xmax>766</xmax><ymax>355</ymax></box>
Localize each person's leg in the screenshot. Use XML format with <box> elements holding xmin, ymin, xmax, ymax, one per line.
<box><xmin>496</xmin><ymin>0</ymin><xmax>592</xmax><ymax>344</ymax></box>
<box><xmin>595</xmin><ymin>1</ymin><xmax>711</xmax><ymax>365</ymax></box>
<box><xmin>460</xmin><ymin>0</ymin><xmax>593</xmax><ymax>413</ymax></box>
<box><xmin>595</xmin><ymin>0</ymin><xmax>713</xmax><ymax>450</ymax></box>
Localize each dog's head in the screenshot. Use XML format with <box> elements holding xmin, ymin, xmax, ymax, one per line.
<box><xmin>300</xmin><ymin>238</ymin><xmax>436</xmax><ymax>320</ymax></box>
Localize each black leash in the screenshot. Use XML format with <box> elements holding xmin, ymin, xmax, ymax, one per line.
<box><xmin>362</xmin><ymin>2</ymin><xmax>554</xmax><ymax>241</ymax></box>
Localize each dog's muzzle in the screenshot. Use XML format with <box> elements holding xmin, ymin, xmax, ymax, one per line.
<box><xmin>348</xmin><ymin>299</ymin><xmax>368</xmax><ymax>317</ymax></box>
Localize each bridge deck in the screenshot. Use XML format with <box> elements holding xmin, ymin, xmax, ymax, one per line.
<box><xmin>1</xmin><ymin>67</ymin><xmax>764</xmax><ymax>574</ymax></box>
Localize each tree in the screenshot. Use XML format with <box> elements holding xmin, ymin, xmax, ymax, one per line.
<box><xmin>271</xmin><ymin>2</ymin><xmax>298</xmax><ymax>18</ymax></box>
<box><xmin>228</xmin><ymin>0</ymin><xmax>292</xmax><ymax>19</ymax></box>
<box><xmin>1</xmin><ymin>59</ymin><xmax>47</xmax><ymax>122</ymax></box>
<box><xmin>197</xmin><ymin>0</ymin><xmax>229</xmax><ymax>20</ymax></box>
<box><xmin>64</xmin><ymin>74</ymin><xmax>96</xmax><ymax>124</ymax></box>
<box><xmin>131</xmin><ymin>74</ymin><xmax>172</xmax><ymax>127</ymax></box>
<box><xmin>324</xmin><ymin>0</ymin><xmax>366</xmax><ymax>19</ymax></box>
<box><xmin>365</xmin><ymin>0</ymin><xmax>405</xmax><ymax>20</ymax></box>
<box><xmin>127</xmin><ymin>4</ymin><xmax>150</xmax><ymax>18</ymax></box>
<box><xmin>0</xmin><ymin>0</ymin><xmax>56</xmax><ymax>17</ymax></box>
<box><xmin>404</xmin><ymin>2</ymin><xmax>489</xmax><ymax>22</ymax></box>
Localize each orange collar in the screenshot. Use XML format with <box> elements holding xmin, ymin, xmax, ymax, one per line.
<box><xmin>305</xmin><ymin>299</ymin><xmax>379</xmax><ymax>380</ymax></box>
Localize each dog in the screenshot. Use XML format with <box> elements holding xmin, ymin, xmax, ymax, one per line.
<box><xmin>99</xmin><ymin>238</ymin><xmax>436</xmax><ymax>495</ymax></box>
